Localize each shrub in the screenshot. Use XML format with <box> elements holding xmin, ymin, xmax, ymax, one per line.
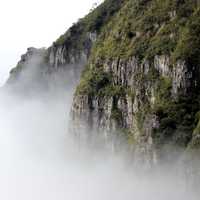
<box><xmin>76</xmin><ymin>66</ymin><xmax>112</xmax><ymax>96</ymax></box>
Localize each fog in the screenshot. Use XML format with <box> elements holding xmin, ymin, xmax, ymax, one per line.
<box><xmin>0</xmin><ymin>0</ymin><xmax>104</xmax><ymax>86</ymax></box>
<box><xmin>0</xmin><ymin>64</ymin><xmax>199</xmax><ymax>200</ymax></box>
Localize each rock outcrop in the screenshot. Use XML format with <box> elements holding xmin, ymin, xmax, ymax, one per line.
<box><xmin>70</xmin><ymin>0</ymin><xmax>200</xmax><ymax>165</ymax></box>
<box><xmin>6</xmin><ymin>0</ymin><xmax>122</xmax><ymax>95</ymax></box>
<box><xmin>6</xmin><ymin>0</ymin><xmax>200</xmax><ymax>166</ymax></box>
<box><xmin>71</xmin><ymin>55</ymin><xmax>199</xmax><ymax>158</ymax></box>
<box><xmin>6</xmin><ymin>32</ymin><xmax>93</xmax><ymax>94</ymax></box>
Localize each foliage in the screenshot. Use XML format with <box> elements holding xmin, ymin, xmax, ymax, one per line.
<box><xmin>153</xmin><ymin>96</ymin><xmax>200</xmax><ymax>147</ymax></box>
<box><xmin>83</xmin><ymin>0</ymin><xmax>124</xmax><ymax>32</ymax></box>
<box><xmin>111</xmin><ymin>107</ymin><xmax>123</xmax><ymax>121</ymax></box>
<box><xmin>173</xmin><ymin>8</ymin><xmax>200</xmax><ymax>65</ymax></box>
<box><xmin>90</xmin><ymin>0</ymin><xmax>200</xmax><ymax>61</ymax></box>
<box><xmin>73</xmin><ymin>0</ymin><xmax>200</xmax><ymax>149</ymax></box>
<box><xmin>54</xmin><ymin>0</ymin><xmax>123</xmax><ymax>50</ymax></box>
<box><xmin>189</xmin><ymin>111</ymin><xmax>200</xmax><ymax>148</ymax></box>
<box><xmin>76</xmin><ymin>66</ymin><xmax>112</xmax><ymax>96</ymax></box>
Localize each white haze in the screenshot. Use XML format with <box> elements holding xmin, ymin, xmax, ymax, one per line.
<box><xmin>0</xmin><ymin>92</ymin><xmax>196</xmax><ymax>200</ymax></box>
<box><xmin>0</xmin><ymin>56</ymin><xmax>199</xmax><ymax>200</ymax></box>
<box><xmin>0</xmin><ymin>0</ymin><xmax>103</xmax><ymax>86</ymax></box>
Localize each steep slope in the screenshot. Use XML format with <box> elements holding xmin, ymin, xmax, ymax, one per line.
<box><xmin>6</xmin><ymin>0</ymin><xmax>123</xmax><ymax>95</ymax></box>
<box><xmin>6</xmin><ymin>0</ymin><xmax>200</xmax><ymax>164</ymax></box>
<box><xmin>71</xmin><ymin>0</ymin><xmax>200</xmax><ymax>163</ymax></box>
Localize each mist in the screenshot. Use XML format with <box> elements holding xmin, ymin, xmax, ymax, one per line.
<box><xmin>0</xmin><ymin>60</ymin><xmax>199</xmax><ymax>200</ymax></box>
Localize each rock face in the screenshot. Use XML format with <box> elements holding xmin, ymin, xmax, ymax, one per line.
<box><xmin>6</xmin><ymin>0</ymin><xmax>122</xmax><ymax>94</ymax></box>
<box><xmin>71</xmin><ymin>56</ymin><xmax>199</xmax><ymax>159</ymax></box>
<box><xmin>70</xmin><ymin>0</ymin><xmax>200</xmax><ymax>165</ymax></box>
<box><xmin>6</xmin><ymin>32</ymin><xmax>95</xmax><ymax>95</ymax></box>
<box><xmin>6</xmin><ymin>0</ymin><xmax>200</xmax><ymax>165</ymax></box>
<box><xmin>7</xmin><ymin>47</ymin><xmax>46</xmax><ymax>84</ymax></box>
<box><xmin>6</xmin><ymin>47</ymin><xmax>48</xmax><ymax>94</ymax></box>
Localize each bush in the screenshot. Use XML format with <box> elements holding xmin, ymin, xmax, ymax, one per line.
<box><xmin>173</xmin><ymin>8</ymin><xmax>200</xmax><ymax>65</ymax></box>
<box><xmin>76</xmin><ymin>66</ymin><xmax>112</xmax><ymax>96</ymax></box>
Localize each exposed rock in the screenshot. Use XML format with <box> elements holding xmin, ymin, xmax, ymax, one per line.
<box><xmin>6</xmin><ymin>29</ymin><xmax>97</xmax><ymax>95</ymax></box>
<box><xmin>5</xmin><ymin>0</ymin><xmax>200</xmax><ymax>173</ymax></box>
<box><xmin>71</xmin><ymin>54</ymin><xmax>200</xmax><ymax>166</ymax></box>
<box><xmin>154</xmin><ymin>55</ymin><xmax>171</xmax><ymax>77</ymax></box>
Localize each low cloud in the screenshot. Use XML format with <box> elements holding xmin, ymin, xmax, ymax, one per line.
<box><xmin>0</xmin><ymin>58</ymin><xmax>199</xmax><ymax>200</ymax></box>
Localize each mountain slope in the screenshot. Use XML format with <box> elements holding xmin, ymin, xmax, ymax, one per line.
<box><xmin>71</xmin><ymin>0</ymin><xmax>200</xmax><ymax>163</ymax></box>
<box><xmin>6</xmin><ymin>0</ymin><xmax>200</xmax><ymax>164</ymax></box>
<box><xmin>6</xmin><ymin>0</ymin><xmax>123</xmax><ymax>95</ymax></box>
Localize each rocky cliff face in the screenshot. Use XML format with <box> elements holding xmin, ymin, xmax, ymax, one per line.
<box><xmin>70</xmin><ymin>0</ymin><xmax>200</xmax><ymax>165</ymax></box>
<box><xmin>6</xmin><ymin>0</ymin><xmax>200</xmax><ymax>165</ymax></box>
<box><xmin>6</xmin><ymin>0</ymin><xmax>122</xmax><ymax>95</ymax></box>
<box><xmin>6</xmin><ymin>33</ymin><xmax>93</xmax><ymax>95</ymax></box>
<box><xmin>7</xmin><ymin>47</ymin><xmax>46</xmax><ymax>88</ymax></box>
<box><xmin>71</xmin><ymin>55</ymin><xmax>200</xmax><ymax>162</ymax></box>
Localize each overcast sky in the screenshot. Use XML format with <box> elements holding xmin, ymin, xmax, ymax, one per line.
<box><xmin>0</xmin><ymin>0</ymin><xmax>102</xmax><ymax>86</ymax></box>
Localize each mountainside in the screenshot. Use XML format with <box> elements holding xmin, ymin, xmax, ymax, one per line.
<box><xmin>6</xmin><ymin>0</ymin><xmax>122</xmax><ymax>94</ymax></box>
<box><xmin>71</xmin><ymin>0</ymin><xmax>200</xmax><ymax>163</ymax></box>
<box><xmin>6</xmin><ymin>0</ymin><xmax>200</xmax><ymax>165</ymax></box>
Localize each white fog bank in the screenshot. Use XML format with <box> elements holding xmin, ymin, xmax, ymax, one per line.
<box><xmin>0</xmin><ymin>87</ymin><xmax>199</xmax><ymax>200</ymax></box>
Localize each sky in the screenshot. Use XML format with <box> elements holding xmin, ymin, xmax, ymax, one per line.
<box><xmin>0</xmin><ymin>0</ymin><xmax>102</xmax><ymax>86</ymax></box>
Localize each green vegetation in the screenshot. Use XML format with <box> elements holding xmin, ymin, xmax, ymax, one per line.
<box><xmin>189</xmin><ymin>112</ymin><xmax>200</xmax><ymax>148</ymax></box>
<box><xmin>111</xmin><ymin>107</ymin><xmax>123</xmax><ymax>121</ymax></box>
<box><xmin>76</xmin><ymin>65</ymin><xmax>128</xmax><ymax>98</ymax></box>
<box><xmin>89</xmin><ymin>0</ymin><xmax>200</xmax><ymax>61</ymax></box>
<box><xmin>173</xmin><ymin>8</ymin><xmax>200</xmax><ymax>65</ymax></box>
<box><xmin>73</xmin><ymin>0</ymin><xmax>200</xmax><ymax>149</ymax></box>
<box><xmin>76</xmin><ymin>66</ymin><xmax>112</xmax><ymax>96</ymax></box>
<box><xmin>153</xmin><ymin>96</ymin><xmax>200</xmax><ymax>147</ymax></box>
<box><xmin>82</xmin><ymin>0</ymin><xmax>124</xmax><ymax>33</ymax></box>
<box><xmin>54</xmin><ymin>0</ymin><xmax>123</xmax><ymax>53</ymax></box>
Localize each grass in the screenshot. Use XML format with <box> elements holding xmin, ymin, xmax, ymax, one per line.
<box><xmin>73</xmin><ymin>0</ymin><xmax>200</xmax><ymax>148</ymax></box>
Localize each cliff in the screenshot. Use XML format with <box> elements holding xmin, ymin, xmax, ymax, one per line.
<box><xmin>6</xmin><ymin>0</ymin><xmax>122</xmax><ymax>95</ymax></box>
<box><xmin>70</xmin><ymin>0</ymin><xmax>200</xmax><ymax>164</ymax></box>
<box><xmin>6</xmin><ymin>0</ymin><xmax>200</xmax><ymax>165</ymax></box>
